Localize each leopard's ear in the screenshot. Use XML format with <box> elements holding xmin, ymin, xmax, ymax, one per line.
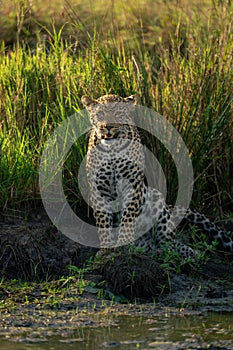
<box><xmin>81</xmin><ymin>96</ymin><xmax>98</xmax><ymax>108</ymax></box>
<box><xmin>124</xmin><ymin>95</ymin><xmax>139</xmax><ymax>104</ymax></box>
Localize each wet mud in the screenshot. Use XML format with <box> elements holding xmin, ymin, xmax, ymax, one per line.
<box><xmin>1</xmin><ymin>219</ymin><xmax>233</xmax><ymax>349</ymax></box>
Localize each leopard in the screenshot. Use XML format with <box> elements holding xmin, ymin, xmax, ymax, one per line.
<box><xmin>81</xmin><ymin>93</ymin><xmax>233</xmax><ymax>258</ymax></box>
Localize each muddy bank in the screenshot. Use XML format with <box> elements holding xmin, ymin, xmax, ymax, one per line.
<box><xmin>1</xmin><ymin>218</ymin><xmax>232</xmax><ymax>279</ymax></box>
<box><xmin>1</xmin><ymin>220</ymin><xmax>233</xmax><ymax>349</ymax></box>
<box><xmin>1</xmin><ymin>219</ymin><xmax>233</xmax><ymax>315</ymax></box>
<box><xmin>0</xmin><ymin>222</ymin><xmax>97</xmax><ymax>280</ymax></box>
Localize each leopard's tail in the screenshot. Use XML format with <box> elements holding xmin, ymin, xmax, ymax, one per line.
<box><xmin>182</xmin><ymin>208</ymin><xmax>233</xmax><ymax>253</ymax></box>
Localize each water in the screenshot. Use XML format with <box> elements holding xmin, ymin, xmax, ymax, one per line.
<box><xmin>1</xmin><ymin>312</ymin><xmax>233</xmax><ymax>349</ymax></box>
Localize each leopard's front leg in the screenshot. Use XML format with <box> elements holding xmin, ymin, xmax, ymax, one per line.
<box><xmin>89</xmin><ymin>185</ymin><xmax>116</xmax><ymax>248</ymax></box>
<box><xmin>116</xmin><ymin>175</ymin><xmax>144</xmax><ymax>246</ymax></box>
<box><xmin>93</xmin><ymin>209</ymin><xmax>115</xmax><ymax>247</ymax></box>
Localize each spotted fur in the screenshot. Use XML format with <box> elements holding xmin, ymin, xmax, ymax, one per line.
<box><xmin>82</xmin><ymin>94</ymin><xmax>233</xmax><ymax>257</ymax></box>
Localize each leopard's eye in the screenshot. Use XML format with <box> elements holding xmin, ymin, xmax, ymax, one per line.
<box><xmin>96</xmin><ymin>111</ymin><xmax>105</xmax><ymax>120</ymax></box>
<box><xmin>112</xmin><ymin>126</ymin><xmax>120</xmax><ymax>133</ymax></box>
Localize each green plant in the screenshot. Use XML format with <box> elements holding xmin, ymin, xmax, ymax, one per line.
<box><xmin>159</xmin><ymin>247</ymin><xmax>184</xmax><ymax>274</ymax></box>
<box><xmin>0</xmin><ymin>0</ymin><xmax>232</xmax><ymax>220</ymax></box>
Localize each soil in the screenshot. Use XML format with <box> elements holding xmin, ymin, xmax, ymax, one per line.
<box><xmin>0</xmin><ymin>216</ymin><xmax>97</xmax><ymax>280</ymax></box>
<box><xmin>1</xmin><ymin>212</ymin><xmax>233</xmax><ymax>336</ymax></box>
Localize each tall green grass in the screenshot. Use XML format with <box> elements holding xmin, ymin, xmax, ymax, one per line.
<box><xmin>0</xmin><ymin>0</ymin><xmax>232</xmax><ymax>217</ymax></box>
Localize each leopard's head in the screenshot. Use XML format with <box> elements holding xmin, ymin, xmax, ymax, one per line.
<box><xmin>81</xmin><ymin>94</ymin><xmax>138</xmax><ymax>141</ymax></box>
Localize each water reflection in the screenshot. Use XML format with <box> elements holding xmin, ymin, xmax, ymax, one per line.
<box><xmin>1</xmin><ymin>312</ymin><xmax>233</xmax><ymax>349</ymax></box>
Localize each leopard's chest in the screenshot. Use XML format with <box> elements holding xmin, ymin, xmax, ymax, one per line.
<box><xmin>87</xmin><ymin>137</ymin><xmax>144</xmax><ymax>173</ymax></box>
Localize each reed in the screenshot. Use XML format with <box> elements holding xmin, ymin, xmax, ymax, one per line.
<box><xmin>0</xmin><ymin>0</ymin><xmax>232</xmax><ymax>217</ymax></box>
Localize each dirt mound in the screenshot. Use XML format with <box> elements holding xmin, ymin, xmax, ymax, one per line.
<box><xmin>0</xmin><ymin>224</ymin><xmax>96</xmax><ymax>280</ymax></box>
<box><xmin>98</xmin><ymin>250</ymin><xmax>169</xmax><ymax>301</ymax></box>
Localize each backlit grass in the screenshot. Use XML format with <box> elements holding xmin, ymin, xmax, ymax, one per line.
<box><xmin>0</xmin><ymin>0</ymin><xmax>232</xmax><ymax>217</ymax></box>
